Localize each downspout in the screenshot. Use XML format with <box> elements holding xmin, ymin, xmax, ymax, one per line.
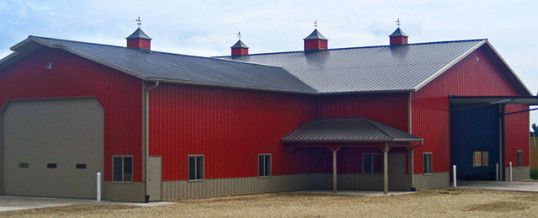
<box><xmin>143</xmin><ymin>81</ymin><xmax>159</xmax><ymax>202</ymax></box>
<box><xmin>408</xmin><ymin>140</ymin><xmax>423</xmax><ymax>191</ymax></box>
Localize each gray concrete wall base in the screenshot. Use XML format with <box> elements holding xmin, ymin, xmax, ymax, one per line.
<box><xmin>412</xmin><ymin>172</ymin><xmax>449</xmax><ymax>190</ymax></box>
<box><xmin>103</xmin><ymin>182</ymin><xmax>146</xmax><ymax>202</ymax></box>
<box><xmin>505</xmin><ymin>167</ymin><xmax>530</xmax><ymax>181</ymax></box>
<box><xmin>162</xmin><ymin>174</ymin><xmax>318</xmax><ymax>200</ymax></box>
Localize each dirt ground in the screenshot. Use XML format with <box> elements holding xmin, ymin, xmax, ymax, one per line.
<box><xmin>1</xmin><ymin>189</ymin><xmax>537</xmax><ymax>217</ymax></box>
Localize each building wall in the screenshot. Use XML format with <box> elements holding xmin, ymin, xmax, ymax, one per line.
<box><xmin>0</xmin><ymin>47</ymin><xmax>143</xmax><ymax>184</ymax></box>
<box><xmin>148</xmin><ymin>83</ymin><xmax>317</xmax><ymax>181</ymax></box>
<box><xmin>412</xmin><ymin>48</ymin><xmax>525</xmax><ymax>175</ymax></box>
<box><xmin>504</xmin><ymin>104</ymin><xmax>530</xmax><ymax>169</ymax></box>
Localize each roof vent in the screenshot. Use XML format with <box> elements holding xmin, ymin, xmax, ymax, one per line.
<box><xmin>231</xmin><ymin>32</ymin><xmax>249</xmax><ymax>56</ymax></box>
<box><xmin>304</xmin><ymin>21</ymin><xmax>328</xmax><ymax>52</ymax></box>
<box><xmin>126</xmin><ymin>17</ymin><xmax>152</xmax><ymax>51</ymax></box>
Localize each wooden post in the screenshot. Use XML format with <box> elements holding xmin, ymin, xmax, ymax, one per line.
<box><xmin>409</xmin><ymin>148</ymin><xmax>414</xmax><ymax>190</ymax></box>
<box><xmin>384</xmin><ymin>142</ymin><xmax>389</xmax><ymax>194</ymax></box>
<box><xmin>333</xmin><ymin>149</ymin><xmax>337</xmax><ymax>193</ymax></box>
<box><xmin>328</xmin><ymin>146</ymin><xmax>341</xmax><ymax>193</ymax></box>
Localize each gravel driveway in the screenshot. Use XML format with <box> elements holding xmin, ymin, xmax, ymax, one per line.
<box><xmin>1</xmin><ymin>188</ymin><xmax>537</xmax><ymax>217</ymax></box>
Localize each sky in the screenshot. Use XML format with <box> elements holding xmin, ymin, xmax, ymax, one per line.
<box><xmin>1</xmin><ymin>0</ymin><xmax>537</xmax><ymax>128</ymax></box>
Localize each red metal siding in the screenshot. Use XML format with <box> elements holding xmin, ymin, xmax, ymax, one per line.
<box><xmin>317</xmin><ymin>93</ymin><xmax>409</xmax><ymax>132</ymax></box>
<box><xmin>412</xmin><ymin>49</ymin><xmax>524</xmax><ymax>174</ymax></box>
<box><xmin>149</xmin><ymin>84</ymin><xmax>316</xmax><ymax>181</ymax></box>
<box><xmin>304</xmin><ymin>40</ymin><xmax>328</xmax><ymax>51</ymax></box>
<box><xmin>0</xmin><ymin>47</ymin><xmax>143</xmax><ymax>182</ymax></box>
<box><xmin>127</xmin><ymin>38</ymin><xmax>151</xmax><ymax>50</ymax></box>
<box><xmin>504</xmin><ymin>104</ymin><xmax>530</xmax><ymax>166</ymax></box>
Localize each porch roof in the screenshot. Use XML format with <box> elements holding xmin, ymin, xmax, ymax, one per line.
<box><xmin>282</xmin><ymin>118</ymin><xmax>422</xmax><ymax>144</ymax></box>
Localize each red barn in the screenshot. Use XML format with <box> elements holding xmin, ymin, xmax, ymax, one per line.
<box><xmin>0</xmin><ymin>26</ymin><xmax>534</xmax><ymax>202</ymax></box>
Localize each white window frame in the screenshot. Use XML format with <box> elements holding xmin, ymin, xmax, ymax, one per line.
<box><xmin>258</xmin><ymin>154</ymin><xmax>271</xmax><ymax>178</ymax></box>
<box><xmin>112</xmin><ymin>155</ymin><xmax>134</xmax><ymax>183</ymax></box>
<box><xmin>362</xmin><ymin>153</ymin><xmax>382</xmax><ymax>174</ymax></box>
<box><xmin>188</xmin><ymin>155</ymin><xmax>204</xmax><ymax>181</ymax></box>
<box><xmin>517</xmin><ymin>150</ymin><xmax>524</xmax><ymax>168</ymax></box>
<box><xmin>423</xmin><ymin>152</ymin><xmax>432</xmax><ymax>175</ymax></box>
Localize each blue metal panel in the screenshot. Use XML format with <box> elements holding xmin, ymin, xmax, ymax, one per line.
<box><xmin>450</xmin><ymin>105</ymin><xmax>499</xmax><ymax>180</ymax></box>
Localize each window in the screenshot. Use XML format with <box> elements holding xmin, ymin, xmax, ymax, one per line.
<box><xmin>473</xmin><ymin>151</ymin><xmax>489</xmax><ymax>167</ymax></box>
<box><xmin>47</xmin><ymin>163</ymin><xmax>57</xmax><ymax>169</ymax></box>
<box><xmin>362</xmin><ymin>153</ymin><xmax>382</xmax><ymax>174</ymax></box>
<box><xmin>258</xmin><ymin>154</ymin><xmax>271</xmax><ymax>177</ymax></box>
<box><xmin>188</xmin><ymin>155</ymin><xmax>204</xmax><ymax>181</ymax></box>
<box><xmin>19</xmin><ymin>163</ymin><xmax>29</xmax><ymax>168</ymax></box>
<box><xmin>423</xmin><ymin>153</ymin><xmax>432</xmax><ymax>174</ymax></box>
<box><xmin>76</xmin><ymin>163</ymin><xmax>87</xmax><ymax>169</ymax></box>
<box><xmin>113</xmin><ymin>156</ymin><xmax>133</xmax><ymax>182</ymax></box>
<box><xmin>517</xmin><ymin>150</ymin><xmax>523</xmax><ymax>167</ymax></box>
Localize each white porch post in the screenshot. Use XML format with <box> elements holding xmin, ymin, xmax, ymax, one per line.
<box><xmin>384</xmin><ymin>142</ymin><xmax>389</xmax><ymax>194</ymax></box>
<box><xmin>329</xmin><ymin>146</ymin><xmax>341</xmax><ymax>193</ymax></box>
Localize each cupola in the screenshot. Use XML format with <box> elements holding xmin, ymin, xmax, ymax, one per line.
<box><xmin>304</xmin><ymin>21</ymin><xmax>328</xmax><ymax>52</ymax></box>
<box><xmin>389</xmin><ymin>19</ymin><xmax>408</xmax><ymax>46</ymax></box>
<box><xmin>126</xmin><ymin>17</ymin><xmax>152</xmax><ymax>51</ymax></box>
<box><xmin>231</xmin><ymin>32</ymin><xmax>249</xmax><ymax>56</ymax></box>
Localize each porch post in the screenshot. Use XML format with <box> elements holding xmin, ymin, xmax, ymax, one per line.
<box><xmin>333</xmin><ymin>149</ymin><xmax>337</xmax><ymax>193</ymax></box>
<box><xmin>384</xmin><ymin>142</ymin><xmax>389</xmax><ymax>194</ymax></box>
<box><xmin>328</xmin><ymin>146</ymin><xmax>341</xmax><ymax>193</ymax></box>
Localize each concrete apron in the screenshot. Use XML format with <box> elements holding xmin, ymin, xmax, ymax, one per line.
<box><xmin>458</xmin><ymin>181</ymin><xmax>538</xmax><ymax>192</ymax></box>
<box><xmin>0</xmin><ymin>195</ymin><xmax>173</xmax><ymax>212</ymax></box>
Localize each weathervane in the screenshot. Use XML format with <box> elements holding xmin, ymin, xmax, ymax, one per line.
<box><xmin>237</xmin><ymin>31</ymin><xmax>242</xmax><ymax>39</ymax></box>
<box><xmin>314</xmin><ymin>20</ymin><xmax>318</xmax><ymax>28</ymax></box>
<box><xmin>136</xmin><ymin>17</ymin><xmax>142</xmax><ymax>27</ymax></box>
<box><xmin>396</xmin><ymin>18</ymin><xmax>400</xmax><ymax>27</ymax></box>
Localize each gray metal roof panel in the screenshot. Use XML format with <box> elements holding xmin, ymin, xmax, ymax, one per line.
<box><xmin>126</xmin><ymin>28</ymin><xmax>152</xmax><ymax>40</ymax></box>
<box><xmin>282</xmin><ymin>118</ymin><xmax>421</xmax><ymax>143</ymax></box>
<box><xmin>13</xmin><ymin>36</ymin><xmax>315</xmax><ymax>93</ymax></box>
<box><xmin>304</xmin><ymin>29</ymin><xmax>328</xmax><ymax>40</ymax></box>
<box><xmin>222</xmin><ymin>39</ymin><xmax>486</xmax><ymax>93</ymax></box>
<box><xmin>390</xmin><ymin>28</ymin><xmax>408</xmax><ymax>37</ymax></box>
<box><xmin>231</xmin><ymin>40</ymin><xmax>249</xmax><ymax>48</ymax></box>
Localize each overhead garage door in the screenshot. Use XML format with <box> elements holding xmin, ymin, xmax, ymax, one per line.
<box><xmin>1</xmin><ymin>98</ymin><xmax>104</xmax><ymax>198</ymax></box>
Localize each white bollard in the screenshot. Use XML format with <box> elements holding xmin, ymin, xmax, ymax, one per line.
<box><xmin>509</xmin><ymin>162</ymin><xmax>513</xmax><ymax>182</ymax></box>
<box><xmin>97</xmin><ymin>172</ymin><xmax>102</xmax><ymax>202</ymax></box>
<box><xmin>452</xmin><ymin>165</ymin><xmax>457</xmax><ymax>188</ymax></box>
<box><xmin>495</xmin><ymin>163</ymin><xmax>499</xmax><ymax>181</ymax></box>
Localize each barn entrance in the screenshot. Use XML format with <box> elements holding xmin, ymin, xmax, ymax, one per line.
<box><xmin>449</xmin><ymin>96</ymin><xmax>538</xmax><ymax>181</ymax></box>
<box><xmin>1</xmin><ymin>98</ymin><xmax>104</xmax><ymax>198</ymax></box>
<box><xmin>450</xmin><ymin>104</ymin><xmax>501</xmax><ymax>180</ymax></box>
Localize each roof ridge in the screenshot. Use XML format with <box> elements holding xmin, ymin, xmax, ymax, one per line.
<box><xmin>214</xmin><ymin>39</ymin><xmax>487</xmax><ymax>58</ymax></box>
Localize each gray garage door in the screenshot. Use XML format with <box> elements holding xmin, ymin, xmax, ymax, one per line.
<box><xmin>1</xmin><ymin>98</ymin><xmax>104</xmax><ymax>198</ymax></box>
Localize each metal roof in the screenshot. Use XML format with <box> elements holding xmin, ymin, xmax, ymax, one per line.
<box><xmin>282</xmin><ymin>118</ymin><xmax>422</xmax><ymax>143</ymax></box>
<box><xmin>221</xmin><ymin>39</ymin><xmax>507</xmax><ymax>94</ymax></box>
<box><xmin>0</xmin><ymin>35</ymin><xmax>531</xmax><ymax>96</ymax></box>
<box><xmin>231</xmin><ymin>40</ymin><xmax>249</xmax><ymax>48</ymax></box>
<box><xmin>0</xmin><ymin>36</ymin><xmax>315</xmax><ymax>93</ymax></box>
<box><xmin>126</xmin><ymin>28</ymin><xmax>152</xmax><ymax>40</ymax></box>
<box><xmin>304</xmin><ymin>29</ymin><xmax>328</xmax><ymax>40</ymax></box>
<box><xmin>390</xmin><ymin>28</ymin><xmax>408</xmax><ymax>37</ymax></box>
